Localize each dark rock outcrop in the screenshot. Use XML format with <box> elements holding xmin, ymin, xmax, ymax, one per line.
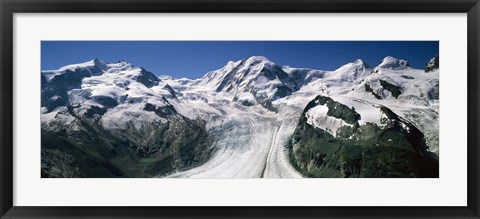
<box><xmin>425</xmin><ymin>55</ymin><xmax>439</xmax><ymax>73</ymax></box>
<box><xmin>288</xmin><ymin>95</ymin><xmax>439</xmax><ymax>178</ymax></box>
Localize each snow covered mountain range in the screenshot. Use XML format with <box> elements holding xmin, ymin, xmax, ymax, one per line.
<box><xmin>41</xmin><ymin>55</ymin><xmax>439</xmax><ymax>178</ymax></box>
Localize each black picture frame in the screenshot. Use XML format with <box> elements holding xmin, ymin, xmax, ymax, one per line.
<box><xmin>1</xmin><ymin>0</ymin><xmax>479</xmax><ymax>218</ymax></box>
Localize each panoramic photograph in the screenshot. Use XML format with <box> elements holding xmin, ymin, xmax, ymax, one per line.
<box><xmin>40</xmin><ymin>41</ymin><xmax>439</xmax><ymax>178</ymax></box>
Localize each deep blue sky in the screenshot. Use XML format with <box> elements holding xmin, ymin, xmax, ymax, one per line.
<box><xmin>42</xmin><ymin>41</ymin><xmax>438</xmax><ymax>79</ymax></box>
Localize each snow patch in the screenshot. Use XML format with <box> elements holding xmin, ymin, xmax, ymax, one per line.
<box><xmin>101</xmin><ymin>103</ymin><xmax>167</xmax><ymax>129</ymax></box>
<box><xmin>332</xmin><ymin>96</ymin><xmax>383</xmax><ymax>126</ymax></box>
<box><xmin>305</xmin><ymin>104</ymin><xmax>352</xmax><ymax>137</ymax></box>
<box><xmin>236</xmin><ymin>92</ymin><xmax>257</xmax><ymax>105</ymax></box>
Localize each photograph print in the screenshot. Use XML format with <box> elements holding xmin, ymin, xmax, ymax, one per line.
<box><xmin>40</xmin><ymin>41</ymin><xmax>439</xmax><ymax>178</ymax></box>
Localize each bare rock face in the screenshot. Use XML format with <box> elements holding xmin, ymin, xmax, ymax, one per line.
<box><xmin>425</xmin><ymin>55</ymin><xmax>439</xmax><ymax>73</ymax></box>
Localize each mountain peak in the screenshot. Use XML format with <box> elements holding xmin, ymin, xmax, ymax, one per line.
<box><xmin>246</xmin><ymin>55</ymin><xmax>272</xmax><ymax>62</ymax></box>
<box><xmin>93</xmin><ymin>58</ymin><xmax>108</xmax><ymax>69</ymax></box>
<box><xmin>348</xmin><ymin>59</ymin><xmax>371</xmax><ymax>69</ymax></box>
<box><xmin>377</xmin><ymin>56</ymin><xmax>409</xmax><ymax>69</ymax></box>
<box><xmin>331</xmin><ymin>59</ymin><xmax>371</xmax><ymax>80</ymax></box>
<box><xmin>335</xmin><ymin>58</ymin><xmax>369</xmax><ymax>70</ymax></box>
<box><xmin>383</xmin><ymin>56</ymin><xmax>397</xmax><ymax>60</ymax></box>
<box><xmin>353</xmin><ymin>59</ymin><xmax>366</xmax><ymax>65</ymax></box>
<box><xmin>207</xmin><ymin>56</ymin><xmax>275</xmax><ymax>79</ymax></box>
<box><xmin>243</xmin><ymin>56</ymin><xmax>275</xmax><ymax>66</ymax></box>
<box><xmin>115</xmin><ymin>59</ymin><xmax>130</xmax><ymax>65</ymax></box>
<box><xmin>425</xmin><ymin>54</ymin><xmax>439</xmax><ymax>73</ymax></box>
